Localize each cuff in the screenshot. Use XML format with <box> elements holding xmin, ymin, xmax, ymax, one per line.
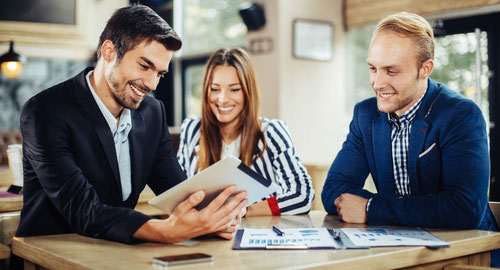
<box><xmin>366</xmin><ymin>197</ymin><xmax>373</xmax><ymax>213</ymax></box>
<box><xmin>267</xmin><ymin>196</ymin><xmax>281</xmax><ymax>216</ymax></box>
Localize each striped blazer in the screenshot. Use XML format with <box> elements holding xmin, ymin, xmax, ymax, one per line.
<box><xmin>177</xmin><ymin>116</ymin><xmax>314</xmax><ymax>215</ymax></box>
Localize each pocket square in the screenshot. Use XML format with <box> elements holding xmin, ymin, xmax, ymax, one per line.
<box><xmin>419</xmin><ymin>143</ymin><xmax>436</xmax><ymax>158</ymax></box>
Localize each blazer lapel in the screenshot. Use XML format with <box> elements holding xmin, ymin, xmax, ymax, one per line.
<box><xmin>71</xmin><ymin>69</ymin><xmax>121</xmax><ymax>189</ymax></box>
<box><xmin>408</xmin><ymin>119</ymin><xmax>429</xmax><ymax>195</ymax></box>
<box><xmin>407</xmin><ymin>78</ymin><xmax>438</xmax><ymax>195</ymax></box>
<box><xmin>129</xmin><ymin>109</ymin><xmax>145</xmax><ymax>197</ymax></box>
<box><xmin>372</xmin><ymin>114</ymin><xmax>394</xmax><ymax>194</ymax></box>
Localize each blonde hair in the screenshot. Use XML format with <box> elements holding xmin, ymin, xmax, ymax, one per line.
<box><xmin>375</xmin><ymin>12</ymin><xmax>434</xmax><ymax>67</ymax></box>
<box><xmin>198</xmin><ymin>48</ymin><xmax>266</xmax><ymax>170</ymax></box>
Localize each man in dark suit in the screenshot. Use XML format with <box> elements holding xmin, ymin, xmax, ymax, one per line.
<box><xmin>321</xmin><ymin>11</ymin><xmax>498</xmax><ymax>265</ymax></box>
<box><xmin>16</xmin><ymin>5</ymin><xmax>247</xmax><ymax>244</ymax></box>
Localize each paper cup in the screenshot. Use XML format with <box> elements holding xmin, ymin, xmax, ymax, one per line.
<box><xmin>7</xmin><ymin>144</ymin><xmax>23</xmax><ymax>187</ymax></box>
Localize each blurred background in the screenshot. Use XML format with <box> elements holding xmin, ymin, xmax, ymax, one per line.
<box><xmin>1</xmin><ymin>0</ymin><xmax>500</xmax><ymax>208</ymax></box>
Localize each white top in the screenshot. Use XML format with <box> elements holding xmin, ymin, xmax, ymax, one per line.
<box><xmin>221</xmin><ymin>135</ymin><xmax>241</xmax><ymax>160</ymax></box>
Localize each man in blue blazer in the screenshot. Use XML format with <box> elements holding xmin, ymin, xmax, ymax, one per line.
<box><xmin>322</xmin><ymin>12</ymin><xmax>498</xmax><ymax>264</ymax></box>
<box><xmin>16</xmin><ymin>5</ymin><xmax>247</xmax><ymax>245</ymax></box>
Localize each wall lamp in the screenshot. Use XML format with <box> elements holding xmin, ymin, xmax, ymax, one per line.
<box><xmin>0</xmin><ymin>41</ymin><xmax>26</xmax><ymax>79</ymax></box>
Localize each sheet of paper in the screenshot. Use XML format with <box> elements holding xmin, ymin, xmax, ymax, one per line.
<box><xmin>341</xmin><ymin>228</ymin><xmax>448</xmax><ymax>247</ymax></box>
<box><xmin>240</xmin><ymin>228</ymin><xmax>338</xmax><ymax>248</ymax></box>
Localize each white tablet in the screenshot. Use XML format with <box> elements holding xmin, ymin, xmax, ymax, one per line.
<box><xmin>148</xmin><ymin>156</ymin><xmax>278</xmax><ymax>215</ymax></box>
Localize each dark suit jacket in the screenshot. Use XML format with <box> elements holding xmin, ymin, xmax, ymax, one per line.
<box><xmin>322</xmin><ymin>79</ymin><xmax>498</xmax><ymax>231</ymax></box>
<box><xmin>16</xmin><ymin>68</ymin><xmax>186</xmax><ymax>244</ymax></box>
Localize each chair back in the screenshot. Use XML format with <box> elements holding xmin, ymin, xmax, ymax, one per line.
<box><xmin>489</xmin><ymin>201</ymin><xmax>500</xmax><ymax>227</ymax></box>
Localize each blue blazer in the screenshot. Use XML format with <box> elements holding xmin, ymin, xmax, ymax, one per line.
<box><xmin>322</xmin><ymin>79</ymin><xmax>498</xmax><ymax>231</ymax></box>
<box><xmin>16</xmin><ymin>68</ymin><xmax>186</xmax><ymax>244</ymax></box>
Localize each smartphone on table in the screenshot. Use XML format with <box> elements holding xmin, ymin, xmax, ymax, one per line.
<box><xmin>152</xmin><ymin>253</ymin><xmax>213</xmax><ymax>266</ymax></box>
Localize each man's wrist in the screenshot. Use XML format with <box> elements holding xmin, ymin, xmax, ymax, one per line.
<box><xmin>133</xmin><ymin>218</ymin><xmax>173</xmax><ymax>243</ymax></box>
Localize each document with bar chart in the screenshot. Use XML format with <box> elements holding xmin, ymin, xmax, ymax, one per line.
<box><xmin>236</xmin><ymin>228</ymin><xmax>340</xmax><ymax>249</ymax></box>
<box><xmin>341</xmin><ymin>228</ymin><xmax>449</xmax><ymax>248</ymax></box>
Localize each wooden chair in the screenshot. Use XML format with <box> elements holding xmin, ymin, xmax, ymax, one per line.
<box><xmin>443</xmin><ymin>265</ymin><xmax>498</xmax><ymax>270</ymax></box>
<box><xmin>0</xmin><ymin>244</ymin><xmax>9</xmax><ymax>260</ymax></box>
<box><xmin>442</xmin><ymin>202</ymin><xmax>500</xmax><ymax>270</ymax></box>
<box><xmin>490</xmin><ymin>202</ymin><xmax>500</xmax><ymax>228</ymax></box>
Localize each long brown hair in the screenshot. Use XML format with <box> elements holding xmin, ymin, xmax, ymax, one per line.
<box><xmin>198</xmin><ymin>48</ymin><xmax>266</xmax><ymax>170</ymax></box>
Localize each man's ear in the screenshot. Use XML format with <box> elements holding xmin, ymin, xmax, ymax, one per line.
<box><xmin>100</xmin><ymin>40</ymin><xmax>117</xmax><ymax>63</ymax></box>
<box><xmin>419</xmin><ymin>59</ymin><xmax>434</xmax><ymax>79</ymax></box>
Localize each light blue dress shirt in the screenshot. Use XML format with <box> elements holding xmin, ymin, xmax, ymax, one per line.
<box><xmin>86</xmin><ymin>71</ymin><xmax>132</xmax><ymax>201</ymax></box>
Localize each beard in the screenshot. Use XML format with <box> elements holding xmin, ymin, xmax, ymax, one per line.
<box><xmin>376</xmin><ymin>72</ymin><xmax>422</xmax><ymax>116</ymax></box>
<box><xmin>106</xmin><ymin>66</ymin><xmax>142</xmax><ymax>110</ymax></box>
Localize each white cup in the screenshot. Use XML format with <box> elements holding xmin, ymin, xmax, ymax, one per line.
<box><xmin>7</xmin><ymin>144</ymin><xmax>23</xmax><ymax>187</ymax></box>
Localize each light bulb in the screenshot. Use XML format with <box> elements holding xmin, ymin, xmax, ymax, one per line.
<box><xmin>1</xmin><ymin>61</ymin><xmax>23</xmax><ymax>79</ymax></box>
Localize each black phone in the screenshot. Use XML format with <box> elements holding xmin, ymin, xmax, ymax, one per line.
<box><xmin>152</xmin><ymin>253</ymin><xmax>213</xmax><ymax>266</ymax></box>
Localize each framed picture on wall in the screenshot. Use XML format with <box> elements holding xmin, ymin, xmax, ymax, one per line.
<box><xmin>293</xmin><ymin>19</ymin><xmax>333</xmax><ymax>61</ymax></box>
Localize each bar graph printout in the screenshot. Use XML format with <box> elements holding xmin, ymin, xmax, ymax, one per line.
<box><xmin>340</xmin><ymin>228</ymin><xmax>449</xmax><ymax>247</ymax></box>
<box><xmin>239</xmin><ymin>228</ymin><xmax>339</xmax><ymax>248</ymax></box>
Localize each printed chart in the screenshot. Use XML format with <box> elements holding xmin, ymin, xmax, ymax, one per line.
<box><xmin>240</xmin><ymin>228</ymin><xmax>338</xmax><ymax>248</ymax></box>
<box><xmin>341</xmin><ymin>228</ymin><xmax>448</xmax><ymax>247</ymax></box>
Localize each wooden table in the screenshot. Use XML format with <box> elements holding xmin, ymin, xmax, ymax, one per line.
<box><xmin>12</xmin><ymin>211</ymin><xmax>500</xmax><ymax>270</ymax></box>
<box><xmin>0</xmin><ymin>166</ymin><xmax>22</xmax><ymax>214</ymax></box>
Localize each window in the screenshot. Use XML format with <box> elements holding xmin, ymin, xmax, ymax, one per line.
<box><xmin>345</xmin><ymin>24</ymin><xmax>375</xmax><ymax>116</ymax></box>
<box><xmin>174</xmin><ymin>0</ymin><xmax>246</xmax><ymax>124</ymax></box>
<box><xmin>180</xmin><ymin>0</ymin><xmax>247</xmax><ymax>56</ymax></box>
<box><xmin>433</xmin><ymin>31</ymin><xmax>489</xmax><ymax>120</ymax></box>
<box><xmin>181</xmin><ymin>57</ymin><xmax>208</xmax><ymax>118</ymax></box>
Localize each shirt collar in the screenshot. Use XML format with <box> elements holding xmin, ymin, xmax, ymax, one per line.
<box><xmin>85</xmin><ymin>70</ymin><xmax>131</xmax><ymax>134</ymax></box>
<box><xmin>387</xmin><ymin>89</ymin><xmax>427</xmax><ymax>127</ymax></box>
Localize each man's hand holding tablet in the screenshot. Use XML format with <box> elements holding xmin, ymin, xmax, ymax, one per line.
<box><xmin>134</xmin><ymin>185</ymin><xmax>247</xmax><ymax>243</ymax></box>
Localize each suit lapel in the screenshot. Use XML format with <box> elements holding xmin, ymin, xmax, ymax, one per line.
<box><xmin>129</xmin><ymin>109</ymin><xmax>145</xmax><ymax>196</ymax></box>
<box><xmin>408</xmin><ymin>119</ymin><xmax>429</xmax><ymax>195</ymax></box>
<box><xmin>372</xmin><ymin>114</ymin><xmax>394</xmax><ymax>194</ymax></box>
<box><xmin>72</xmin><ymin>69</ymin><xmax>121</xmax><ymax>190</ymax></box>
<box><xmin>407</xmin><ymin>79</ymin><xmax>438</xmax><ymax>195</ymax></box>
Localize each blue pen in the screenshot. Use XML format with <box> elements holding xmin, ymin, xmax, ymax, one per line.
<box><xmin>272</xmin><ymin>225</ymin><xmax>285</xmax><ymax>236</ymax></box>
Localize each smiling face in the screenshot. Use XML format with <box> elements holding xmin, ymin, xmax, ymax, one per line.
<box><xmin>367</xmin><ymin>32</ymin><xmax>431</xmax><ymax>117</ymax></box>
<box><xmin>104</xmin><ymin>40</ymin><xmax>173</xmax><ymax>111</ymax></box>
<box><xmin>208</xmin><ymin>65</ymin><xmax>245</xmax><ymax>129</ymax></box>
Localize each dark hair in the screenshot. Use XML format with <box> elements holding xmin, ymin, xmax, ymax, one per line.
<box><xmin>97</xmin><ymin>4</ymin><xmax>182</xmax><ymax>61</ymax></box>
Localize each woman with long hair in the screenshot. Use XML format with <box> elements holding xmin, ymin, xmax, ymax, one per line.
<box><xmin>177</xmin><ymin>48</ymin><xmax>314</xmax><ymax>216</ymax></box>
